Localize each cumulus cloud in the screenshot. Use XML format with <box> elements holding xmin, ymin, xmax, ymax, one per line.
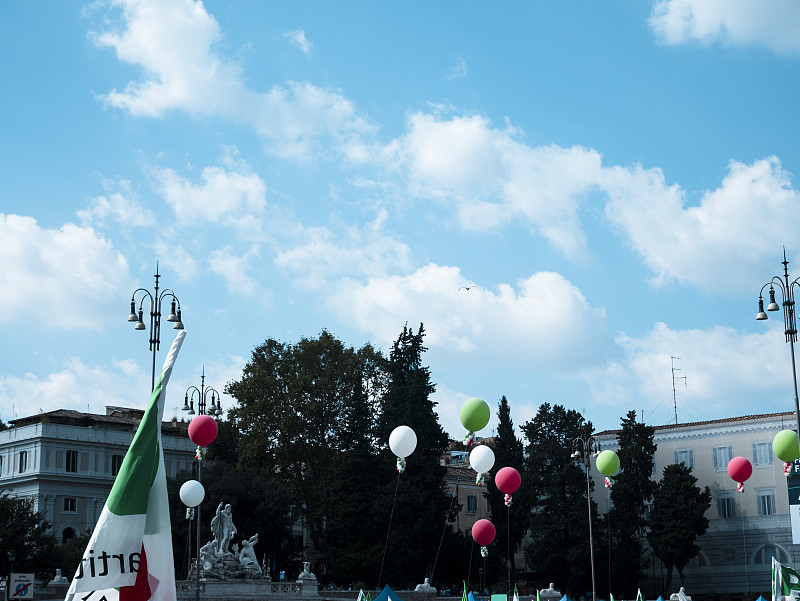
<box><xmin>275</xmin><ymin>210</ymin><xmax>413</xmax><ymax>288</ymax></box>
<box><xmin>283</xmin><ymin>29</ymin><xmax>313</xmax><ymax>55</ymax></box>
<box><xmin>78</xmin><ymin>179</ymin><xmax>155</xmax><ymax>227</ymax></box>
<box><xmin>0</xmin><ymin>357</ymin><xmax>148</xmax><ymax>419</ymax></box>
<box><xmin>0</xmin><ymin>214</ymin><xmax>131</xmax><ymax>328</ymax></box>
<box><xmin>92</xmin><ymin>0</ymin><xmax>374</xmax><ymax>159</ymax></box>
<box><xmin>603</xmin><ymin>156</ymin><xmax>800</xmax><ymax>292</ymax></box>
<box><xmin>209</xmin><ymin>245</ymin><xmax>260</xmax><ymax>296</ymax></box>
<box><xmin>649</xmin><ymin>0</ymin><xmax>800</xmax><ymax>55</ymax></box>
<box><xmin>385</xmin><ymin>112</ymin><xmax>602</xmax><ymax>259</ymax></box>
<box><xmin>582</xmin><ymin>320</ymin><xmax>792</xmax><ymax>423</ymax></box>
<box><xmin>326</xmin><ymin>263</ymin><xmax>614</xmax><ymax>370</ymax></box>
<box><xmin>152</xmin><ymin>159</ymin><xmax>267</xmax><ymax>231</ymax></box>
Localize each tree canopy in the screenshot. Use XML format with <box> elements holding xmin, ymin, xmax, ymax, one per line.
<box><xmin>647</xmin><ymin>463</ymin><xmax>711</xmax><ymax>593</ymax></box>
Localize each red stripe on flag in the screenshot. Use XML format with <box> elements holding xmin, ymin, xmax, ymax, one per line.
<box><xmin>119</xmin><ymin>545</ymin><xmax>152</xmax><ymax>601</ymax></box>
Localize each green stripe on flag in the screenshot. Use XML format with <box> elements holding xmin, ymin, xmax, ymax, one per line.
<box><xmin>107</xmin><ymin>368</ymin><xmax>166</xmax><ymax>515</ymax></box>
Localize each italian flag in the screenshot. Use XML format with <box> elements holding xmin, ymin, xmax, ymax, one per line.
<box><xmin>773</xmin><ymin>556</ymin><xmax>800</xmax><ymax>600</ymax></box>
<box><xmin>65</xmin><ymin>331</ymin><xmax>186</xmax><ymax>601</ymax></box>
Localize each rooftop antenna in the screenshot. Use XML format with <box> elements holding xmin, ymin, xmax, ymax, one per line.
<box><xmin>671</xmin><ymin>356</ymin><xmax>687</xmax><ymax>425</ymax></box>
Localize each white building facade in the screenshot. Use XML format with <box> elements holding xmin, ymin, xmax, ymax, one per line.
<box><xmin>595</xmin><ymin>411</ymin><xmax>799</xmax><ymax>596</ymax></box>
<box><xmin>0</xmin><ymin>407</ymin><xmax>196</xmax><ymax>543</ymax></box>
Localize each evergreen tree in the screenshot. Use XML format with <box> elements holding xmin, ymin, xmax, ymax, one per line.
<box><xmin>522</xmin><ymin>403</ymin><xmax>604</xmax><ymax>597</ymax></box>
<box><xmin>647</xmin><ymin>463</ymin><xmax>711</xmax><ymax>593</ymax></box>
<box><xmin>484</xmin><ymin>396</ymin><xmax>528</xmax><ymax>594</ymax></box>
<box><xmin>609</xmin><ymin>411</ymin><xmax>656</xmax><ymax>597</ymax></box>
<box><xmin>375</xmin><ymin>323</ymin><xmax>451</xmax><ymax>588</ymax></box>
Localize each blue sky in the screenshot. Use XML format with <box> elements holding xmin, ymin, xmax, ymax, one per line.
<box><xmin>3</xmin><ymin>0</ymin><xmax>800</xmax><ymax>438</ymax></box>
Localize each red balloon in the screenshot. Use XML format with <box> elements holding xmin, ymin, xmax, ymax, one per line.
<box><xmin>495</xmin><ymin>466</ymin><xmax>521</xmax><ymax>494</ymax></box>
<box><xmin>472</xmin><ymin>519</ymin><xmax>496</xmax><ymax>546</ymax></box>
<box><xmin>727</xmin><ymin>456</ymin><xmax>752</xmax><ymax>484</ymax></box>
<box><xmin>188</xmin><ymin>415</ymin><xmax>218</xmax><ymax>447</ymax></box>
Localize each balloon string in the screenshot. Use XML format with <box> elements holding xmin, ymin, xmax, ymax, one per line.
<box><xmin>378</xmin><ymin>470</ymin><xmax>401</xmax><ymax>589</ymax></box>
<box><xmin>424</xmin><ymin>470</ymin><xmax>462</xmax><ymax>601</ymax></box>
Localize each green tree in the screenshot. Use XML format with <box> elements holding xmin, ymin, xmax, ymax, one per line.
<box><xmin>647</xmin><ymin>463</ymin><xmax>711</xmax><ymax>593</ymax></box>
<box><xmin>225</xmin><ymin>331</ymin><xmax>387</xmax><ymax>578</ymax></box>
<box><xmin>0</xmin><ymin>494</ymin><xmax>60</xmax><ymax>582</ymax></box>
<box><xmin>609</xmin><ymin>411</ymin><xmax>656</xmax><ymax>597</ymax></box>
<box><xmin>375</xmin><ymin>324</ymin><xmax>451</xmax><ymax>589</ymax></box>
<box><xmin>522</xmin><ymin>404</ymin><xmax>604</xmax><ymax>597</ymax></box>
<box><xmin>484</xmin><ymin>396</ymin><xmax>528</xmax><ymax>593</ymax></box>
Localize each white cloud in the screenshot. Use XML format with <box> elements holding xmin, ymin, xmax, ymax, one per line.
<box><xmin>208</xmin><ymin>245</ymin><xmax>260</xmax><ymax>296</ymax></box>
<box><xmin>152</xmin><ymin>159</ymin><xmax>267</xmax><ymax>231</ymax></box>
<box><xmin>603</xmin><ymin>156</ymin><xmax>800</xmax><ymax>292</ymax></box>
<box><xmin>446</xmin><ymin>55</ymin><xmax>468</xmax><ymax>80</ymax></box>
<box><xmin>0</xmin><ymin>214</ymin><xmax>131</xmax><ymax>328</ymax></box>
<box><xmin>386</xmin><ymin>112</ymin><xmax>602</xmax><ymax>259</ymax></box>
<box><xmin>649</xmin><ymin>0</ymin><xmax>800</xmax><ymax>55</ymax></box>
<box><xmin>150</xmin><ymin>240</ymin><xmax>200</xmax><ymax>283</ymax></box>
<box><xmin>326</xmin><ymin>263</ymin><xmax>613</xmax><ymax>370</ymax></box>
<box><xmin>275</xmin><ymin>210</ymin><xmax>413</xmax><ymax>289</ymax></box>
<box><xmin>0</xmin><ymin>357</ymin><xmax>148</xmax><ymax>420</ymax></box>
<box><xmin>283</xmin><ymin>29</ymin><xmax>313</xmax><ymax>55</ymax></box>
<box><xmin>78</xmin><ymin>179</ymin><xmax>155</xmax><ymax>227</ymax></box>
<box><xmin>582</xmin><ymin>321</ymin><xmax>793</xmax><ymax>423</ymax></box>
<box><xmin>92</xmin><ymin>0</ymin><xmax>374</xmax><ymax>159</ymax></box>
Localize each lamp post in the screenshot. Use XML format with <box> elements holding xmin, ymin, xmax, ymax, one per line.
<box><xmin>6</xmin><ymin>550</ymin><xmax>15</xmax><ymax>601</ymax></box>
<box><xmin>127</xmin><ymin>264</ymin><xmax>184</xmax><ymax>391</ymax></box>
<box><xmin>572</xmin><ymin>436</ymin><xmax>597</xmax><ymax>601</ymax></box>
<box><xmin>183</xmin><ymin>370</ymin><xmax>221</xmax><ymax>601</ymax></box>
<box><xmin>756</xmin><ymin>250</ymin><xmax>800</xmax><ymax>446</ymax></box>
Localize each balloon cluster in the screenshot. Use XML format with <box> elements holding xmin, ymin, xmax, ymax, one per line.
<box><xmin>460</xmin><ymin>398</ymin><xmax>490</xmax><ymax>447</ymax></box>
<box><xmin>180</xmin><ymin>414</ymin><xmax>219</xmax><ymax>513</ymax></box>
<box><xmin>727</xmin><ymin>456</ymin><xmax>752</xmax><ymax>493</ymax></box>
<box><xmin>472</xmin><ymin>518</ymin><xmax>495</xmax><ymax>558</ymax></box>
<box><xmin>774</xmin><ymin>429</ymin><xmax>800</xmax><ymax>477</ymax></box>
<box><xmin>469</xmin><ymin>446</ymin><xmax>495</xmax><ymax>487</ymax></box>
<box><xmin>496</xmin><ymin>466</ymin><xmax>521</xmax><ymax>506</ymax></box>
<box><xmin>389</xmin><ymin>425</ymin><xmax>417</xmax><ymax>473</ymax></box>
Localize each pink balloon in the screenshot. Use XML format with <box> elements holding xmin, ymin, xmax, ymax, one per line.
<box><xmin>472</xmin><ymin>519</ymin><xmax>496</xmax><ymax>546</ymax></box>
<box><xmin>727</xmin><ymin>456</ymin><xmax>752</xmax><ymax>484</ymax></box>
<box><xmin>188</xmin><ymin>415</ymin><xmax>218</xmax><ymax>447</ymax></box>
<box><xmin>495</xmin><ymin>466</ymin><xmax>521</xmax><ymax>494</ymax></box>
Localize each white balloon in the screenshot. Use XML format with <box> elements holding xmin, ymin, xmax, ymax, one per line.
<box><xmin>469</xmin><ymin>445</ymin><xmax>495</xmax><ymax>474</ymax></box>
<box><xmin>180</xmin><ymin>479</ymin><xmax>205</xmax><ymax>507</ymax></box>
<box><xmin>389</xmin><ymin>425</ymin><xmax>417</xmax><ymax>458</ymax></box>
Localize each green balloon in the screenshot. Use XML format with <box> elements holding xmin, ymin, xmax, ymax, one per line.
<box><xmin>773</xmin><ymin>429</ymin><xmax>800</xmax><ymax>463</ymax></box>
<box><xmin>460</xmin><ymin>397</ymin><xmax>490</xmax><ymax>432</ymax></box>
<box><xmin>595</xmin><ymin>449</ymin><xmax>620</xmax><ymax>477</ymax></box>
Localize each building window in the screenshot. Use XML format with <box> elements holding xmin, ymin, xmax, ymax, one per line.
<box><xmin>111</xmin><ymin>455</ymin><xmax>123</xmax><ymax>476</ymax></box>
<box><xmin>717</xmin><ymin>496</ymin><xmax>736</xmax><ymax>518</ymax></box>
<box><xmin>63</xmin><ymin>497</ymin><xmax>77</xmax><ymax>513</ymax></box>
<box><xmin>466</xmin><ymin>494</ymin><xmax>478</xmax><ymax>514</ymax></box>
<box><xmin>61</xmin><ymin>527</ymin><xmax>76</xmax><ymax>545</ymax></box>
<box><xmin>754</xmin><ymin>544</ymin><xmax>788</xmax><ymax>564</ymax></box>
<box><xmin>713</xmin><ymin>445</ymin><xmax>732</xmax><ymax>471</ymax></box>
<box><xmin>753</xmin><ymin>442</ymin><xmax>773</xmax><ymax>467</ymax></box>
<box><xmin>0</xmin><ymin>455</ymin><xmax>3</xmax><ymax>474</ymax></box>
<box><xmin>66</xmin><ymin>451</ymin><xmax>78</xmax><ymax>473</ymax></box>
<box><xmin>18</xmin><ymin>451</ymin><xmax>27</xmax><ymax>473</ymax></box>
<box><xmin>486</xmin><ymin>499</ymin><xmax>492</xmax><ymax>516</ymax></box>
<box><xmin>674</xmin><ymin>449</ymin><xmax>693</xmax><ymax>469</ymax></box>
<box><xmin>757</xmin><ymin>489</ymin><xmax>777</xmax><ymax>516</ymax></box>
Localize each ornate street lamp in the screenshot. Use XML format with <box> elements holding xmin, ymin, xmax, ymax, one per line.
<box><xmin>127</xmin><ymin>263</ymin><xmax>184</xmax><ymax>391</ymax></box>
<box><xmin>756</xmin><ymin>249</ymin><xmax>800</xmax><ymax>447</ymax></box>
<box><xmin>572</xmin><ymin>436</ymin><xmax>598</xmax><ymax>601</ymax></box>
<box><xmin>183</xmin><ymin>367</ymin><xmax>222</xmax><ymax>417</ymax></box>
